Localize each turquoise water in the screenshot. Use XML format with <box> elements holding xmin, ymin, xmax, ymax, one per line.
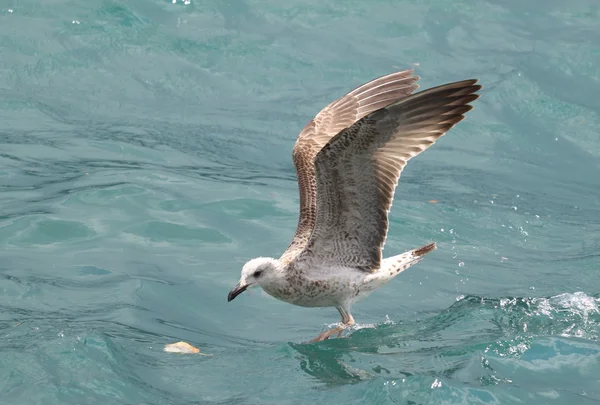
<box><xmin>1</xmin><ymin>0</ymin><xmax>600</xmax><ymax>403</ymax></box>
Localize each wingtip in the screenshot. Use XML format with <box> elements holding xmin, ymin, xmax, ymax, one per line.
<box><xmin>448</xmin><ymin>79</ymin><xmax>482</xmax><ymax>93</ymax></box>
<box><xmin>467</xmin><ymin>79</ymin><xmax>483</xmax><ymax>90</ymax></box>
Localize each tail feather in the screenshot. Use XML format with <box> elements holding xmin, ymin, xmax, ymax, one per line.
<box><xmin>360</xmin><ymin>242</ymin><xmax>438</xmax><ymax>299</ymax></box>
<box><xmin>413</xmin><ymin>242</ymin><xmax>437</xmax><ymax>257</ymax></box>
<box><xmin>379</xmin><ymin>241</ymin><xmax>437</xmax><ymax>277</ymax></box>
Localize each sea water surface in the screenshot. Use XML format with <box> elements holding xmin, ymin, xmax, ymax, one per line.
<box><xmin>1</xmin><ymin>0</ymin><xmax>600</xmax><ymax>404</ymax></box>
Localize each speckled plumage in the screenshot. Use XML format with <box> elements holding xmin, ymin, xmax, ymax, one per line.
<box><xmin>228</xmin><ymin>69</ymin><xmax>482</xmax><ymax>342</ymax></box>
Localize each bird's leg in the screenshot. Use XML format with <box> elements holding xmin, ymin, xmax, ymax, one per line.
<box><xmin>311</xmin><ymin>306</ymin><xmax>355</xmax><ymax>342</ymax></box>
<box><xmin>335</xmin><ymin>306</ymin><xmax>355</xmax><ymax>337</ymax></box>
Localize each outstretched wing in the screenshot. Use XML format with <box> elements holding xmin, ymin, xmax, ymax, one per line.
<box><xmin>292</xmin><ymin>79</ymin><xmax>482</xmax><ymax>271</ymax></box>
<box><xmin>280</xmin><ymin>69</ymin><xmax>420</xmax><ymax>263</ymax></box>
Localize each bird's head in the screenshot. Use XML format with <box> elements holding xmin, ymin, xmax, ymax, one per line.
<box><xmin>227</xmin><ymin>257</ymin><xmax>280</xmax><ymax>302</ymax></box>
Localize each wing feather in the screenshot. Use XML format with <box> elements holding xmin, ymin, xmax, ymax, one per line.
<box><xmin>292</xmin><ymin>79</ymin><xmax>482</xmax><ymax>271</ymax></box>
<box><xmin>280</xmin><ymin>69</ymin><xmax>420</xmax><ymax>263</ymax></box>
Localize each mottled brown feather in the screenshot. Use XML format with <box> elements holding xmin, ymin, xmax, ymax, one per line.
<box><xmin>280</xmin><ymin>70</ymin><xmax>420</xmax><ymax>263</ymax></box>
<box><xmin>293</xmin><ymin>79</ymin><xmax>482</xmax><ymax>272</ymax></box>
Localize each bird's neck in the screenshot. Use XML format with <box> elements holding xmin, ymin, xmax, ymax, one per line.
<box><xmin>259</xmin><ymin>259</ymin><xmax>290</xmax><ymax>297</ymax></box>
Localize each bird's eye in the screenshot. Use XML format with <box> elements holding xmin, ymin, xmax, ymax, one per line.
<box><xmin>253</xmin><ymin>270</ymin><xmax>263</xmax><ymax>278</ymax></box>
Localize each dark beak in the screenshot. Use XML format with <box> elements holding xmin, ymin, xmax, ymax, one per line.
<box><xmin>227</xmin><ymin>282</ymin><xmax>248</xmax><ymax>302</ymax></box>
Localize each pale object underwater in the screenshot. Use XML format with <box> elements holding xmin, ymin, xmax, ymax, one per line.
<box><xmin>163</xmin><ymin>341</ymin><xmax>212</xmax><ymax>356</ymax></box>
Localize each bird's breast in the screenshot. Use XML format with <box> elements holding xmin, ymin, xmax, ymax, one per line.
<box><xmin>261</xmin><ymin>269</ymin><xmax>364</xmax><ymax>308</ymax></box>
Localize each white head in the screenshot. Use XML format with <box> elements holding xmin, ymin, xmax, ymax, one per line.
<box><xmin>227</xmin><ymin>257</ymin><xmax>280</xmax><ymax>302</ymax></box>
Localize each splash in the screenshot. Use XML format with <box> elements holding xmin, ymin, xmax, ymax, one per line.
<box><xmin>292</xmin><ymin>292</ymin><xmax>600</xmax><ymax>391</ymax></box>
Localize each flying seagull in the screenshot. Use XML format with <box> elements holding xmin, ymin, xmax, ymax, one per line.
<box><xmin>228</xmin><ymin>69</ymin><xmax>481</xmax><ymax>342</ymax></box>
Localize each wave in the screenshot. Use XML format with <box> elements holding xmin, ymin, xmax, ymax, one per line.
<box><xmin>290</xmin><ymin>292</ymin><xmax>600</xmax><ymax>391</ymax></box>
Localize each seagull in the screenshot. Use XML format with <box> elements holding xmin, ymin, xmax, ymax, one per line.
<box><xmin>228</xmin><ymin>69</ymin><xmax>481</xmax><ymax>342</ymax></box>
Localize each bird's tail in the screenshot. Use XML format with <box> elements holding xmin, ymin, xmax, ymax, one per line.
<box><xmin>380</xmin><ymin>242</ymin><xmax>437</xmax><ymax>276</ymax></box>
<box><xmin>412</xmin><ymin>242</ymin><xmax>437</xmax><ymax>258</ymax></box>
